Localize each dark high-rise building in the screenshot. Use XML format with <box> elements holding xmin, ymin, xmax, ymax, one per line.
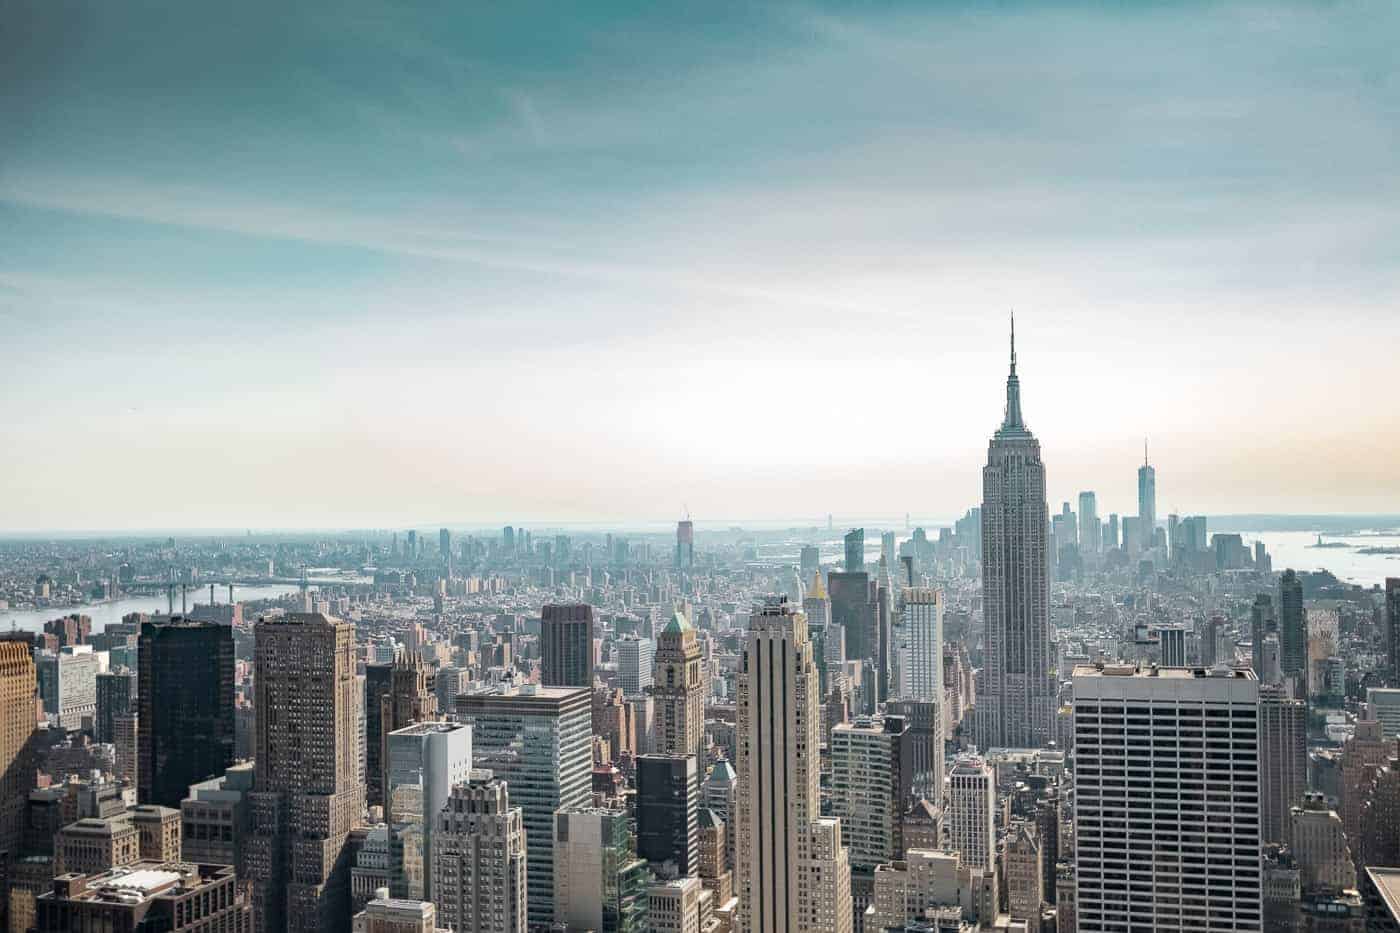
<box><xmin>1077</xmin><ymin>491</ymin><xmax>1099</xmax><ymax>555</ymax></box>
<box><xmin>1106</xmin><ymin>513</ymin><xmax>1120</xmax><ymax>551</ymax></box>
<box><xmin>829</xmin><ymin>572</ymin><xmax>876</xmax><ymax>710</ymax></box>
<box><xmin>1388</xmin><ymin>578</ymin><xmax>1400</xmax><ymax>682</ymax></box>
<box><xmin>1279</xmin><ymin>569</ymin><xmax>1307</xmax><ymax>687</ymax></box>
<box><xmin>978</xmin><ymin>318</ymin><xmax>1053</xmax><ymax>750</ymax></box>
<box><xmin>800</xmin><ymin>545</ymin><xmax>820</xmax><ymax>578</ymax></box>
<box><xmin>137</xmin><ymin>619</ymin><xmax>234</xmax><ymax>809</ymax></box>
<box><xmin>635</xmin><ymin>753</ymin><xmax>700</xmax><ymax>878</ymax></box>
<box><xmin>374</xmin><ymin>654</ymin><xmax>438</xmax><ymax>811</ymax></box>
<box><xmin>364</xmin><ymin>663</ymin><xmax>394</xmax><ymax>810</ymax></box>
<box><xmin>1251</xmin><ymin>595</ymin><xmax>1277</xmax><ymax>678</ymax></box>
<box><xmin>247</xmin><ymin>612</ymin><xmax>360</xmax><ymax>933</ymax></box>
<box><xmin>95</xmin><ymin>669</ymin><xmax>136</xmax><ymax>744</ymax></box>
<box><xmin>1259</xmin><ymin>683</ymin><xmax>1307</xmax><ymax>846</ymax></box>
<box><xmin>844</xmin><ymin>528</ymin><xmax>865</xmax><ymax>572</ymax></box>
<box><xmin>541</xmin><ymin>603</ymin><xmax>594</xmax><ymax>688</ymax></box>
<box><xmin>676</xmin><ymin>520</ymin><xmax>694</xmax><ymax>571</ymax></box>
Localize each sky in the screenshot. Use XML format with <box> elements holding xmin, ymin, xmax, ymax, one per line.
<box><xmin>2</xmin><ymin>0</ymin><xmax>1398</xmax><ymax>532</ymax></box>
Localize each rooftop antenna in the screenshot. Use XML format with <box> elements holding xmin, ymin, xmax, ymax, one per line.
<box><xmin>1144</xmin><ymin>437</ymin><xmax>1149</xmax><ymax>467</ymax></box>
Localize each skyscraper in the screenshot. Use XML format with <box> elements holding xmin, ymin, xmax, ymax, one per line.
<box><xmin>1137</xmin><ymin>441</ymin><xmax>1156</xmax><ymax>552</ymax></box>
<box><xmin>676</xmin><ymin>520</ymin><xmax>695</xmax><ymax>571</ymax></box>
<box><xmin>553</xmin><ymin>807</ymin><xmax>652</xmax><ymax>933</ymax></box>
<box><xmin>433</xmin><ymin>770</ymin><xmax>528</xmax><ymax>933</ymax></box>
<box><xmin>1279</xmin><ymin>569</ymin><xmax>1307</xmax><ymax>691</ymax></box>
<box><xmin>541</xmin><ymin>603</ymin><xmax>595</xmax><ymax>688</ymax></box>
<box><xmin>635</xmin><ymin>753</ymin><xmax>700</xmax><ymax>878</ymax></box>
<box><xmin>652</xmin><ymin>610</ymin><xmax>705</xmax><ymax>759</ymax></box>
<box><xmin>0</xmin><ymin>639</ymin><xmax>36</xmax><ymax>862</ymax></box>
<box><xmin>978</xmin><ymin>317</ymin><xmax>1053</xmax><ymax>750</ymax></box>
<box><xmin>617</xmin><ymin>636</ymin><xmax>655</xmax><ymax>697</ymax></box>
<box><xmin>829</xmin><ymin>571</ymin><xmax>876</xmax><ymax>711</ymax></box>
<box><xmin>137</xmin><ymin>619</ymin><xmax>235</xmax><ymax>809</ymax></box>
<box><xmin>247</xmin><ymin>612</ymin><xmax>361</xmax><ymax>933</ymax></box>
<box><xmin>736</xmin><ymin>598</ymin><xmax>852</xmax><ymax>933</ymax></box>
<box><xmin>844</xmin><ymin>528</ymin><xmax>865</xmax><ymax>572</ymax></box>
<box><xmin>373</xmin><ymin>653</ymin><xmax>440</xmax><ymax>812</ymax></box>
<box><xmin>1388</xmin><ymin>578</ymin><xmax>1400</xmax><ymax>682</ymax></box>
<box><xmin>947</xmin><ymin>752</ymin><xmax>995</xmax><ymax>873</ymax></box>
<box><xmin>455</xmin><ymin>684</ymin><xmax>592</xmax><ymax>928</ymax></box>
<box><xmin>94</xmin><ymin>669</ymin><xmax>136</xmax><ymax>745</ymax></box>
<box><xmin>1259</xmin><ymin>683</ymin><xmax>1307</xmax><ymax>846</ymax></box>
<box><xmin>1077</xmin><ymin>491</ymin><xmax>1099</xmax><ymax>555</ymax></box>
<box><xmin>830</xmin><ymin>715</ymin><xmax>913</xmax><ymax>923</ymax></box>
<box><xmin>1251</xmin><ymin>595</ymin><xmax>1277</xmax><ymax>678</ymax></box>
<box><xmin>385</xmin><ymin>721</ymin><xmax>472</xmax><ymax>900</ymax></box>
<box><xmin>894</xmin><ymin>586</ymin><xmax>943</xmax><ymax>704</ymax></box>
<box><xmin>1073</xmin><ymin>663</ymin><xmax>1262</xmax><ymax>932</ymax></box>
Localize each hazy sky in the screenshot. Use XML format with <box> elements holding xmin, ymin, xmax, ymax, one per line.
<box><xmin>3</xmin><ymin>1</ymin><xmax>1398</xmax><ymax>532</ymax></box>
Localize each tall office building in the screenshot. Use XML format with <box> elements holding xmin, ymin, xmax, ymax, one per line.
<box><xmin>1251</xmin><ymin>595</ymin><xmax>1277</xmax><ymax>678</ymax></box>
<box><xmin>1137</xmin><ymin>442</ymin><xmax>1156</xmax><ymax>552</ymax></box>
<box><xmin>1341</xmin><ymin>720</ymin><xmax>1391</xmax><ymax>873</ymax></box>
<box><xmin>1388</xmin><ymin>578</ymin><xmax>1400</xmax><ymax>682</ymax></box>
<box><xmin>1279</xmin><ymin>570</ymin><xmax>1307</xmax><ymax>690</ymax></box>
<box><xmin>1073</xmin><ymin>663</ymin><xmax>1262</xmax><ymax>932</ymax></box>
<box><xmin>113</xmin><ymin>711</ymin><xmax>138</xmax><ymax>785</ymax></box>
<box><xmin>553</xmin><ymin>807</ymin><xmax>651</xmax><ymax>933</ymax></box>
<box><xmin>1</xmin><ymin>639</ymin><xmax>37</xmax><ymax>861</ymax></box>
<box><xmin>653</xmin><ymin>610</ymin><xmax>705</xmax><ymax>759</ymax></box>
<box><xmin>433</xmin><ymin>770</ymin><xmax>528</xmax><ymax>933</ymax></box>
<box><xmin>247</xmin><ymin>613</ymin><xmax>361</xmax><ymax>933</ymax></box>
<box><xmin>36</xmin><ymin>645</ymin><xmax>97</xmax><ymax>731</ymax></box>
<box><xmin>829</xmin><ymin>572</ymin><xmax>876</xmax><ymax>711</ymax></box>
<box><xmin>831</xmin><ymin>715</ymin><xmax>913</xmax><ymax>927</ymax></box>
<box><xmin>541</xmin><ymin>603</ymin><xmax>595</xmax><ymax>688</ymax></box>
<box><xmin>894</xmin><ymin>587</ymin><xmax>943</xmax><ymax>704</ymax></box>
<box><xmin>676</xmin><ymin>520</ymin><xmax>695</xmax><ymax>571</ymax></box>
<box><xmin>617</xmin><ymin>636</ymin><xmax>655</xmax><ymax>697</ymax></box>
<box><xmin>137</xmin><ymin>620</ymin><xmax>234</xmax><ymax>809</ymax></box>
<box><xmin>885</xmin><ymin>698</ymin><xmax>942</xmax><ymax>808</ymax></box>
<box><xmin>881</xmin><ymin>531</ymin><xmax>897</xmax><ymax>569</ymax></box>
<box><xmin>735</xmin><ymin>598</ymin><xmax>852</xmax><ymax>933</ymax></box>
<box><xmin>799</xmin><ymin>545</ymin><xmax>820</xmax><ymax>579</ymax></box>
<box><xmin>978</xmin><ymin>318</ymin><xmax>1053</xmax><ymax>750</ymax></box>
<box><xmin>455</xmin><ymin>684</ymin><xmax>592</xmax><ymax>928</ymax></box>
<box><xmin>385</xmin><ymin>721</ymin><xmax>472</xmax><ymax>900</ymax></box>
<box><xmin>947</xmin><ymin>753</ymin><xmax>995</xmax><ymax>873</ymax></box>
<box><xmin>1078</xmin><ymin>492</ymin><xmax>1100</xmax><ymax>555</ymax></box>
<box><xmin>845</xmin><ymin>528</ymin><xmax>865</xmax><ymax>572</ymax></box>
<box><xmin>370</xmin><ymin>654</ymin><xmax>440</xmax><ymax>812</ymax></box>
<box><xmin>636</xmin><ymin>753</ymin><xmax>700</xmax><ymax>878</ymax></box>
<box><xmin>1106</xmin><ymin>513</ymin><xmax>1120</xmax><ymax>551</ymax></box>
<box><xmin>95</xmin><ymin>669</ymin><xmax>136</xmax><ymax>745</ymax></box>
<box><xmin>1259</xmin><ymin>683</ymin><xmax>1307</xmax><ymax>846</ymax></box>
<box><xmin>803</xmin><ymin>571</ymin><xmax>830</xmax><ymax>630</ymax></box>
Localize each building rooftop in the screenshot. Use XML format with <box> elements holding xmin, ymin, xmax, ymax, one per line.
<box><xmin>1368</xmin><ymin>867</ymin><xmax>1400</xmax><ymax>922</ymax></box>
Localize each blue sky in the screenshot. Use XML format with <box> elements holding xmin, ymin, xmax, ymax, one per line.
<box><xmin>2</xmin><ymin>0</ymin><xmax>1398</xmax><ymax>530</ymax></box>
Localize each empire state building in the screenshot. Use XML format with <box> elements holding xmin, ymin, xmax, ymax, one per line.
<box><xmin>977</xmin><ymin>317</ymin><xmax>1053</xmax><ymax>750</ymax></box>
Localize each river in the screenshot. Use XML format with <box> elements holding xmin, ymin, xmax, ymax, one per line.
<box><xmin>0</xmin><ymin>583</ymin><xmax>309</xmax><ymax>634</ymax></box>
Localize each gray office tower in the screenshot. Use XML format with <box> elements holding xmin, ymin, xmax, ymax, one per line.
<box><xmin>455</xmin><ymin>684</ymin><xmax>592</xmax><ymax>928</ymax></box>
<box><xmin>845</xmin><ymin>528</ymin><xmax>865</xmax><ymax>572</ymax></box>
<box><xmin>1138</xmin><ymin>443</ymin><xmax>1156</xmax><ymax>552</ymax></box>
<box><xmin>541</xmin><ymin>603</ymin><xmax>594</xmax><ymax>688</ymax></box>
<box><xmin>977</xmin><ymin>319</ymin><xmax>1053</xmax><ymax>750</ymax></box>
<box><xmin>635</xmin><ymin>754</ymin><xmax>700</xmax><ymax>879</ymax></box>
<box><xmin>1078</xmin><ymin>491</ymin><xmax>1099</xmax><ymax>554</ymax></box>
<box><xmin>138</xmin><ymin>619</ymin><xmax>235</xmax><ymax>809</ymax></box>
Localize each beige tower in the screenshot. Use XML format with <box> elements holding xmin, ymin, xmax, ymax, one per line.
<box><xmin>247</xmin><ymin>613</ymin><xmax>361</xmax><ymax>933</ymax></box>
<box><xmin>736</xmin><ymin>598</ymin><xmax>852</xmax><ymax>933</ymax></box>
<box><xmin>380</xmin><ymin>652</ymin><xmax>439</xmax><ymax>807</ymax></box>
<box><xmin>653</xmin><ymin>609</ymin><xmax>705</xmax><ymax>759</ymax></box>
<box><xmin>1</xmin><ymin>639</ymin><xmax>37</xmax><ymax>860</ymax></box>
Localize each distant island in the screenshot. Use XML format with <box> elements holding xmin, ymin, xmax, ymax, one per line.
<box><xmin>1358</xmin><ymin>546</ymin><xmax>1400</xmax><ymax>556</ymax></box>
<box><xmin>1308</xmin><ymin>535</ymin><xmax>1353</xmax><ymax>549</ymax></box>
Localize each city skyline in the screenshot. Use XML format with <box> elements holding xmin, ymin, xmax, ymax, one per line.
<box><xmin>4</xmin><ymin>1</ymin><xmax>1400</xmax><ymax>531</ymax></box>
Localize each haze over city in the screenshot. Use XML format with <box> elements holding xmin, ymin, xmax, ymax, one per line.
<box><xmin>4</xmin><ymin>1</ymin><xmax>1400</xmax><ymax>531</ymax></box>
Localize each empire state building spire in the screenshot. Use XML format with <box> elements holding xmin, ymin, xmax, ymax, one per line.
<box><xmin>1001</xmin><ymin>312</ymin><xmax>1025</xmax><ymax>432</ymax></box>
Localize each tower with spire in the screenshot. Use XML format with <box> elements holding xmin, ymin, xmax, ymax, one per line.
<box><xmin>1138</xmin><ymin>438</ymin><xmax>1157</xmax><ymax>553</ymax></box>
<box><xmin>977</xmin><ymin>314</ymin><xmax>1053</xmax><ymax>750</ymax></box>
<box><xmin>652</xmin><ymin>607</ymin><xmax>705</xmax><ymax>759</ymax></box>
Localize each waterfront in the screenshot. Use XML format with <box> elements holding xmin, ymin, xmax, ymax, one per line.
<box><xmin>0</xmin><ymin>583</ymin><xmax>308</xmax><ymax>634</ymax></box>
